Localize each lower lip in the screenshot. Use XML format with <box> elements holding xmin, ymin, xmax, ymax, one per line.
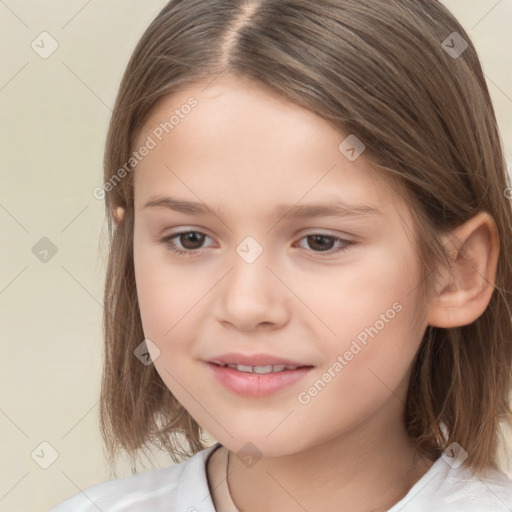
<box><xmin>205</xmin><ymin>362</ymin><xmax>313</xmax><ymax>398</ymax></box>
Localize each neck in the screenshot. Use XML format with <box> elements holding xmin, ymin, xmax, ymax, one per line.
<box><xmin>225</xmin><ymin>398</ymin><xmax>434</xmax><ymax>512</ymax></box>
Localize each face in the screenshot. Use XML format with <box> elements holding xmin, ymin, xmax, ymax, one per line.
<box><xmin>132</xmin><ymin>74</ymin><xmax>430</xmax><ymax>456</ymax></box>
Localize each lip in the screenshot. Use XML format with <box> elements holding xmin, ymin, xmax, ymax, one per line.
<box><xmin>207</xmin><ymin>352</ymin><xmax>310</xmax><ymax>367</ymax></box>
<box><xmin>205</xmin><ymin>362</ymin><xmax>314</xmax><ymax>398</ymax></box>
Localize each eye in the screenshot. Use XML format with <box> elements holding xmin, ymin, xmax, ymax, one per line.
<box><xmin>159</xmin><ymin>231</ymin><xmax>355</xmax><ymax>257</ymax></box>
<box><xmin>160</xmin><ymin>231</ymin><xmax>214</xmax><ymax>256</ymax></box>
<box><xmin>295</xmin><ymin>234</ymin><xmax>354</xmax><ymax>255</ymax></box>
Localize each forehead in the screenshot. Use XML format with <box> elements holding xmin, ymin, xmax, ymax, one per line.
<box><xmin>133</xmin><ymin>75</ymin><xmax>412</xmax><ymax>223</ymax></box>
<box><xmin>135</xmin><ymin>74</ymin><xmax>344</xmax><ymax>167</ymax></box>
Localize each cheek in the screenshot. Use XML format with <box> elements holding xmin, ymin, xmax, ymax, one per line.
<box><xmin>133</xmin><ymin>234</ymin><xmax>214</xmax><ymax>357</ymax></box>
<box><xmin>134</xmin><ymin>231</ymin><xmax>182</xmax><ymax>342</ymax></box>
<box><xmin>133</xmin><ymin>239</ymin><xmax>208</xmax><ymax>401</ymax></box>
<box><xmin>296</xmin><ymin>238</ymin><xmax>422</xmax><ymax>334</ymax></box>
<box><xmin>297</xmin><ymin>243</ymin><xmax>425</xmax><ymax>395</ymax></box>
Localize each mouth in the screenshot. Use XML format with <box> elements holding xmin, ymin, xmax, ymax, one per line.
<box><xmin>209</xmin><ymin>362</ymin><xmax>313</xmax><ymax>374</ymax></box>
<box><xmin>207</xmin><ymin>352</ymin><xmax>313</xmax><ymax>369</ymax></box>
<box><xmin>205</xmin><ymin>362</ymin><xmax>314</xmax><ymax>398</ymax></box>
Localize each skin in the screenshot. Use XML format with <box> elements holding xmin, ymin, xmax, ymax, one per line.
<box><xmin>129</xmin><ymin>74</ymin><xmax>499</xmax><ymax>512</ymax></box>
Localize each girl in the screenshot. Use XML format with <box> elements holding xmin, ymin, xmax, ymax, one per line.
<box><xmin>50</xmin><ymin>0</ymin><xmax>512</xmax><ymax>510</ymax></box>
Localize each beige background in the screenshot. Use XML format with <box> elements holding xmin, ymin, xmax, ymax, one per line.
<box><xmin>0</xmin><ymin>1</ymin><xmax>511</xmax><ymax>511</ymax></box>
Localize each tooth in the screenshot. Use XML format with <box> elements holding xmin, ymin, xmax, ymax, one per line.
<box><xmin>225</xmin><ymin>363</ymin><xmax>301</xmax><ymax>373</ymax></box>
<box><xmin>252</xmin><ymin>365</ymin><xmax>273</xmax><ymax>374</ymax></box>
<box><xmin>236</xmin><ymin>364</ymin><xmax>254</xmax><ymax>373</ymax></box>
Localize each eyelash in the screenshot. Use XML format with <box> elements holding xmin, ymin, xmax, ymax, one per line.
<box><xmin>159</xmin><ymin>231</ymin><xmax>356</xmax><ymax>258</ymax></box>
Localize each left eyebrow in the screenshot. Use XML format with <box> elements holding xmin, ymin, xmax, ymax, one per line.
<box><xmin>274</xmin><ymin>201</ymin><xmax>383</xmax><ymax>219</ymax></box>
<box><xmin>142</xmin><ymin>196</ymin><xmax>383</xmax><ymax>220</ymax></box>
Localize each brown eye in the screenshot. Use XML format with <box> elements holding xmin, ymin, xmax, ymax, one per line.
<box><xmin>305</xmin><ymin>235</ymin><xmax>337</xmax><ymax>251</ymax></box>
<box><xmin>296</xmin><ymin>234</ymin><xmax>353</xmax><ymax>255</ymax></box>
<box><xmin>160</xmin><ymin>231</ymin><xmax>212</xmax><ymax>256</ymax></box>
<box><xmin>177</xmin><ymin>232</ymin><xmax>206</xmax><ymax>250</ymax></box>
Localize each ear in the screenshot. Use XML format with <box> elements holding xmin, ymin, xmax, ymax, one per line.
<box><xmin>112</xmin><ymin>206</ymin><xmax>125</xmax><ymax>226</ymax></box>
<box><xmin>427</xmin><ymin>211</ymin><xmax>500</xmax><ymax>328</ymax></box>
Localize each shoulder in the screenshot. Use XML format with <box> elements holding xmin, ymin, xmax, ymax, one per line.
<box><xmin>47</xmin><ymin>443</ymin><xmax>221</xmax><ymax>512</ymax></box>
<box><xmin>389</xmin><ymin>456</ymin><xmax>512</xmax><ymax>511</ymax></box>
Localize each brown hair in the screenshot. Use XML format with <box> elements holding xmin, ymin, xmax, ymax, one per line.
<box><xmin>99</xmin><ymin>0</ymin><xmax>512</xmax><ymax>477</ymax></box>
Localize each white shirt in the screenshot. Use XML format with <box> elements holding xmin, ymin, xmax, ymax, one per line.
<box><xmin>48</xmin><ymin>441</ymin><xmax>512</xmax><ymax>511</ymax></box>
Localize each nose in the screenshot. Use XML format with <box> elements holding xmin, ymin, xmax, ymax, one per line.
<box><xmin>215</xmin><ymin>251</ymin><xmax>290</xmax><ymax>332</ymax></box>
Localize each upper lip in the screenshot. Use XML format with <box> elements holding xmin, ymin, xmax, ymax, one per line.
<box><xmin>208</xmin><ymin>352</ymin><xmax>312</xmax><ymax>367</ymax></box>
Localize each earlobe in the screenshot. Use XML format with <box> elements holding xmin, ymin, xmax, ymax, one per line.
<box><xmin>112</xmin><ymin>206</ymin><xmax>125</xmax><ymax>225</ymax></box>
<box><xmin>427</xmin><ymin>211</ymin><xmax>500</xmax><ymax>328</ymax></box>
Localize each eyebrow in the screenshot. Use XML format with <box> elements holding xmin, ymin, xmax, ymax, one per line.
<box><xmin>142</xmin><ymin>196</ymin><xmax>383</xmax><ymax>220</ymax></box>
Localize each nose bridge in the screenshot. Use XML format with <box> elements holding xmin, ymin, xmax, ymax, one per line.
<box><xmin>217</xmin><ymin>234</ymin><xmax>288</xmax><ymax>329</ymax></box>
<box><xmin>235</xmin><ymin>234</ymin><xmax>266</xmax><ymax>266</ymax></box>
<box><xmin>227</xmin><ymin>233</ymin><xmax>272</xmax><ymax>294</ymax></box>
